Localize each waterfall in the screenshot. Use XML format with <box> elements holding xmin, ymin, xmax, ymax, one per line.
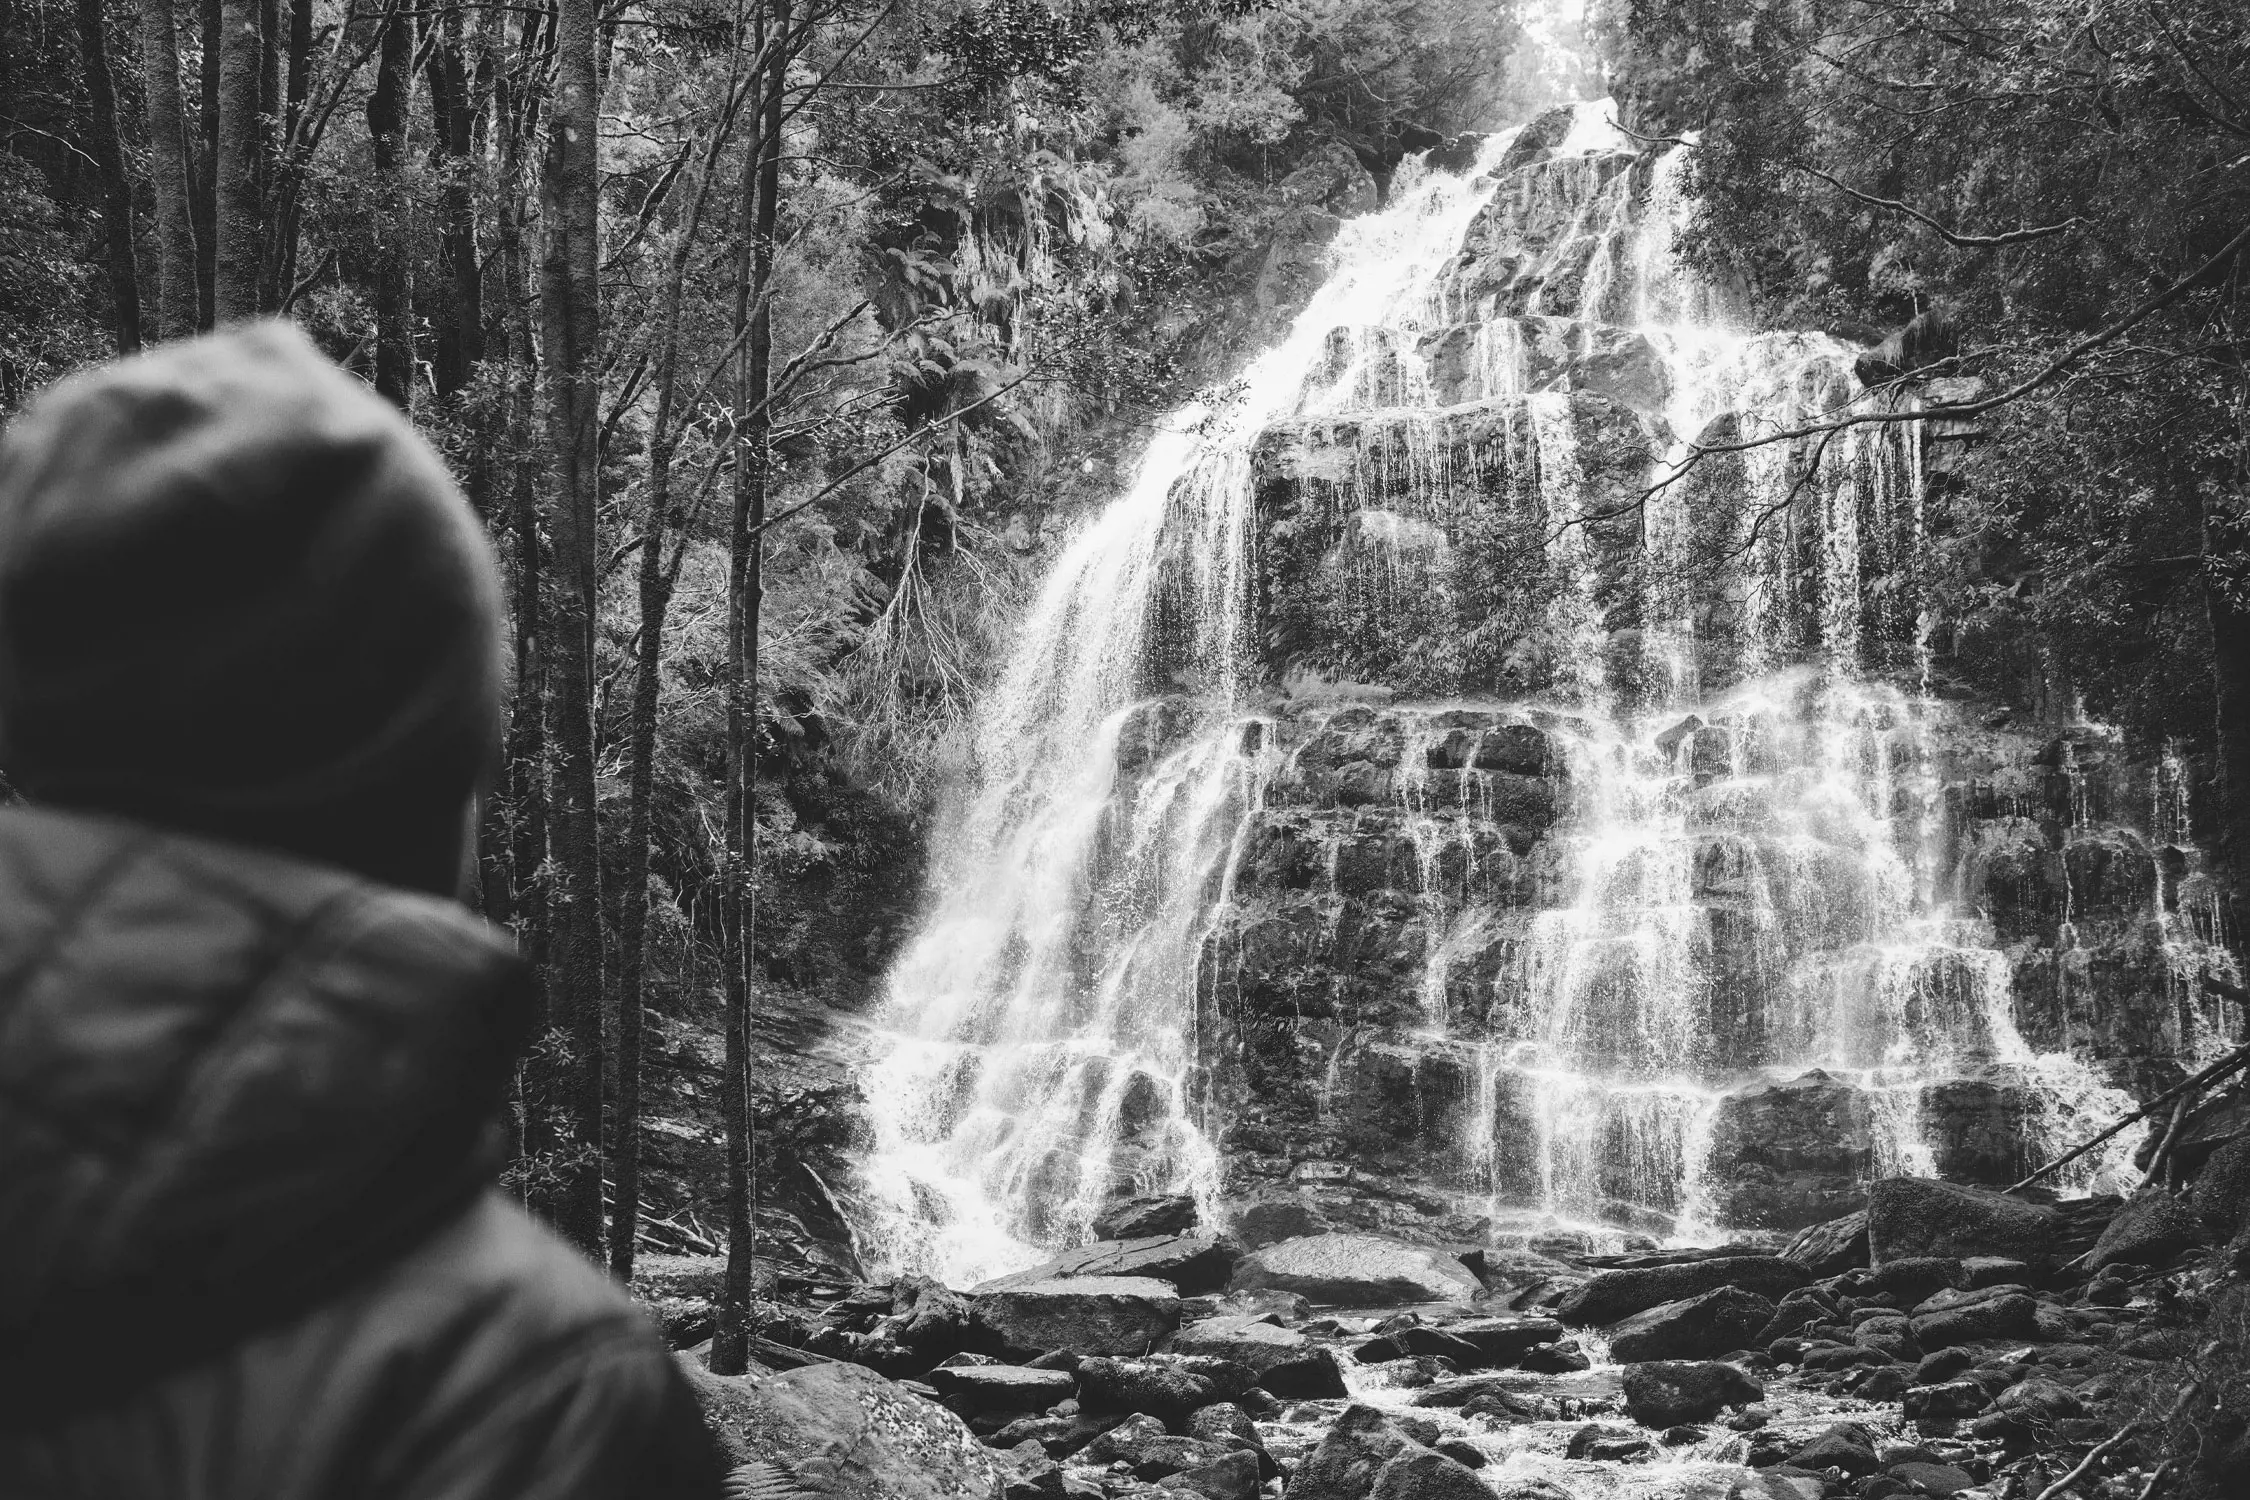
<box><xmin>857</xmin><ymin>102</ymin><xmax>2235</xmax><ymax>1285</ymax></box>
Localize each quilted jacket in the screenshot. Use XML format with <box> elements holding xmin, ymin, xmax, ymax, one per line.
<box><xmin>0</xmin><ymin>805</ymin><xmax>724</xmax><ymax>1499</ymax></box>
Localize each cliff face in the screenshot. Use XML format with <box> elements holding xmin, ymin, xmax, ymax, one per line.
<box><xmin>856</xmin><ymin>104</ymin><xmax>2241</xmax><ymax>1285</ymax></box>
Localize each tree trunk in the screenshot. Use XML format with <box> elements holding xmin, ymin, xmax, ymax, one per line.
<box><xmin>710</xmin><ymin>0</ymin><xmax>787</xmax><ymax>1378</ymax></box>
<box><xmin>607</xmin><ymin>88</ymin><xmax>737</xmax><ymax>1284</ymax></box>
<box><xmin>211</xmin><ymin>0</ymin><xmax>263</xmax><ymax>321</ymax></box>
<box><xmin>195</xmin><ymin>0</ymin><xmax>218</xmax><ymax>328</ymax></box>
<box><xmin>368</xmin><ymin>0</ymin><xmax>412</xmax><ymax>408</ymax></box>
<box><xmin>139</xmin><ymin>0</ymin><xmax>199</xmax><ymax>339</ymax></box>
<box><xmin>77</xmin><ymin>0</ymin><xmax>142</xmax><ymax>353</ymax></box>
<box><xmin>538</xmin><ymin>0</ymin><xmax>606</xmax><ymax>1258</ymax></box>
<box><xmin>2210</xmin><ymin>455</ymin><xmax>2250</xmax><ymax>934</ymax></box>
<box><xmin>426</xmin><ymin>0</ymin><xmax>483</xmax><ymax>404</ymax></box>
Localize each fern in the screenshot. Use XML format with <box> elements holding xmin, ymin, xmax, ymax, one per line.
<box><xmin>722</xmin><ymin>1459</ymin><xmax>823</xmax><ymax>1500</ymax></box>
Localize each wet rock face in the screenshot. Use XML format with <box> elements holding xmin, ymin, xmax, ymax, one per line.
<box><xmin>1705</xmin><ymin>1070</ymin><xmax>1878</xmax><ymax>1229</ymax></box>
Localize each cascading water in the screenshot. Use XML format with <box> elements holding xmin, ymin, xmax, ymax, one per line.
<box><xmin>859</xmin><ymin>101</ymin><xmax>2240</xmax><ymax>1284</ymax></box>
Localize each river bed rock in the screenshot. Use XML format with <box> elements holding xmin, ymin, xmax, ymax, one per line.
<box><xmin>972</xmin><ymin>1277</ymin><xmax>1183</xmax><ymax>1357</ymax></box>
<box><xmin>1226</xmin><ymin>1233</ymin><xmax>1481</xmax><ymax>1306</ymax></box>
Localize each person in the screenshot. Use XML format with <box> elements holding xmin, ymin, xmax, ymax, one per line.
<box><xmin>0</xmin><ymin>323</ymin><xmax>727</xmax><ymax>1497</ymax></box>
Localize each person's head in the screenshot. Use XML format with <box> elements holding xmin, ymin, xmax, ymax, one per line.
<box><xmin>0</xmin><ymin>321</ymin><xmax>504</xmax><ymax>895</ymax></box>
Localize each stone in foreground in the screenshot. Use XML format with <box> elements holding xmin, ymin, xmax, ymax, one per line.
<box><xmin>1227</xmin><ymin>1233</ymin><xmax>1481</xmax><ymax>1306</ymax></box>
<box><xmin>971</xmin><ymin>1276</ymin><xmax>1181</xmax><ymax>1357</ymax></box>
<box><xmin>1619</xmin><ymin>1360</ymin><xmax>1765</xmax><ymax>1428</ymax></box>
<box><xmin>2087</xmin><ymin>1187</ymin><xmax>2204</xmax><ymax>1270</ymax></box>
<box><xmin>1607</xmin><ymin>1285</ymin><xmax>1776</xmax><ymax>1362</ymax></box>
<box><xmin>1283</xmin><ymin>1404</ymin><xmax>1418</xmax><ymax>1500</ymax></box>
<box><xmin>1168</xmin><ymin>1314</ymin><xmax>1347</xmax><ymax>1398</ymax></box>
<box><xmin>705</xmin><ymin>1358</ymin><xmax>1005</xmax><ymax>1498</ymax></box>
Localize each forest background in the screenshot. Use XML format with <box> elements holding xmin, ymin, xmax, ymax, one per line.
<box><xmin>3</xmin><ymin>0</ymin><xmax>2247</xmax><ymax>1377</ymax></box>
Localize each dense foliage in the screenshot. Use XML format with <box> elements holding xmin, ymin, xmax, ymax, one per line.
<box><xmin>1601</xmin><ymin>0</ymin><xmax>2250</xmax><ymax>795</ymax></box>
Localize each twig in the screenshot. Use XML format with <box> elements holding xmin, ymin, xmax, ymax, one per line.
<box><xmin>2133</xmin><ymin>1461</ymin><xmax>2173</xmax><ymax>1500</ymax></box>
<box><xmin>1791</xmin><ymin>162</ymin><xmax>2080</xmax><ymax>247</ymax></box>
<box><xmin>2031</xmin><ymin>1425</ymin><xmax>2139</xmax><ymax>1500</ymax></box>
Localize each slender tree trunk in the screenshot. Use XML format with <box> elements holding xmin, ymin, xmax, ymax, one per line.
<box><xmin>140</xmin><ymin>0</ymin><xmax>199</xmax><ymax>339</ymax></box>
<box><xmin>2212</xmin><ymin>411</ymin><xmax>2250</xmax><ymax>935</ymax></box>
<box><xmin>211</xmin><ymin>0</ymin><xmax>263</xmax><ymax>320</ymax></box>
<box><xmin>77</xmin><ymin>0</ymin><xmax>143</xmax><ymax>353</ymax></box>
<box><xmin>608</xmin><ymin>88</ymin><xmax>740</xmax><ymax>1283</ymax></box>
<box><xmin>195</xmin><ymin>0</ymin><xmax>219</xmax><ymax>327</ymax></box>
<box><xmin>368</xmin><ymin>0</ymin><xmax>412</xmax><ymax>408</ymax></box>
<box><xmin>427</xmin><ymin>0</ymin><xmax>483</xmax><ymax>404</ymax></box>
<box><xmin>710</xmin><ymin>0</ymin><xmax>787</xmax><ymax>1377</ymax></box>
<box><xmin>539</xmin><ymin>0</ymin><xmax>606</xmax><ymax>1257</ymax></box>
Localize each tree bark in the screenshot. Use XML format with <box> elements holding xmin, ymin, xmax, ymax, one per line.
<box><xmin>195</xmin><ymin>0</ymin><xmax>219</xmax><ymax>327</ymax></box>
<box><xmin>426</xmin><ymin>0</ymin><xmax>483</xmax><ymax>403</ymax></box>
<box><xmin>139</xmin><ymin>0</ymin><xmax>199</xmax><ymax>339</ymax></box>
<box><xmin>368</xmin><ymin>0</ymin><xmax>412</xmax><ymax>408</ymax></box>
<box><xmin>539</xmin><ymin>0</ymin><xmax>607</xmax><ymax>1258</ymax></box>
<box><xmin>710</xmin><ymin>0</ymin><xmax>787</xmax><ymax>1378</ymax></box>
<box><xmin>607</xmin><ymin>83</ymin><xmax>739</xmax><ymax>1284</ymax></box>
<box><xmin>211</xmin><ymin>0</ymin><xmax>264</xmax><ymax>321</ymax></box>
<box><xmin>77</xmin><ymin>0</ymin><xmax>143</xmax><ymax>353</ymax></box>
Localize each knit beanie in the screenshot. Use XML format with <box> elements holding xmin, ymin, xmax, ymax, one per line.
<box><xmin>0</xmin><ymin>321</ymin><xmax>504</xmax><ymax>895</ymax></box>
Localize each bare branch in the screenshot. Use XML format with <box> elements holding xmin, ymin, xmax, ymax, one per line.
<box><xmin>1792</xmin><ymin>163</ymin><xmax>2080</xmax><ymax>247</ymax></box>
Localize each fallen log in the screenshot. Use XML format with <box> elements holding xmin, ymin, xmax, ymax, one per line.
<box><xmin>2008</xmin><ymin>1039</ymin><xmax>2250</xmax><ymax>1195</ymax></box>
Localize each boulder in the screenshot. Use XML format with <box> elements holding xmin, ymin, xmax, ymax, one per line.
<box><xmin>923</xmin><ymin>1365</ymin><xmax>1076</xmax><ymax>1411</ymax></box>
<box><xmin>709</xmin><ymin>1358</ymin><xmax>1006</xmax><ymax>1498</ymax></box>
<box><xmin>971</xmin><ymin>1277</ymin><xmax>1181</xmax><ymax>1357</ymax></box>
<box><xmin>1754</xmin><ymin>1286</ymin><xmax>1838</xmax><ymax>1343</ymax></box>
<box><xmin>2192</xmin><ymin>1136</ymin><xmax>2250</xmax><ymax>1243</ymax></box>
<box><xmin>2088</xmin><ymin>1189</ymin><xmax>2204</xmax><ymax>1270</ymax></box>
<box><xmin>1565</xmin><ymin>1423</ymin><xmax>1653</xmax><ymax>1460</ymax></box>
<box><xmin>1184</xmin><ymin>1403</ymin><xmax>1264</xmax><ymax>1453</ymax></box>
<box><xmin>1097</xmin><ymin>1194</ymin><xmax>1201</xmax><ymax>1241</ymax></box>
<box><xmin>1158</xmin><ymin>1449</ymin><xmax>1262</xmax><ymax>1500</ymax></box>
<box><xmin>1228</xmin><ymin>1233</ymin><xmax>1481</xmax><ymax>1306</ymax></box>
<box><xmin>1555</xmin><ymin>1255</ymin><xmax>1810</xmax><ymax>1325</ymax></box>
<box><xmin>1368</xmin><ymin>1448</ymin><xmax>1493</xmax><ymax>1500</ymax></box>
<box><xmin>1787</xmin><ymin>1422</ymin><xmax>1881</xmax><ymax>1475</ymax></box>
<box><xmin>1705</xmin><ymin>1070</ymin><xmax>1878</xmax><ymax>1229</ymax></box>
<box><xmin>1783</xmin><ymin>1211</ymin><xmax>1870</xmax><ymax>1275</ymax></box>
<box><xmin>984</xmin><ymin>1412</ymin><xmax>1125</xmax><ymax>1458</ymax></box>
<box><xmin>1890</xmin><ymin>1461</ymin><xmax>1977</xmax><ymax>1495</ymax></box>
<box><xmin>1902</xmin><ymin>1381</ymin><xmax>1989</xmax><ymax>1420</ymax></box>
<box><xmin>885</xmin><ymin>1276</ymin><xmax>976</xmax><ymax>1357</ymax></box>
<box><xmin>1076</xmin><ymin>1356</ymin><xmax>1216</xmax><ymax>1419</ymax></box>
<box><xmin>986</xmin><ymin>1237</ymin><xmax>1238</xmax><ymax>1297</ymax></box>
<box><xmin>1282</xmin><ymin>1404</ymin><xmax>1415</xmax><ymax>1500</ymax></box>
<box><xmin>1084</xmin><ymin>1414</ymin><xmax>1231</xmax><ymax>1481</ymax></box>
<box><xmin>1909</xmin><ymin>1290</ymin><xmax>2038</xmax><ymax>1350</ymax></box>
<box><xmin>1435</xmin><ymin>1314</ymin><xmax>1565</xmax><ymax>1364</ymax></box>
<box><xmin>1852</xmin><ymin>1257</ymin><xmax>1968</xmax><ymax>1305</ymax></box>
<box><xmin>1865</xmin><ymin>1178</ymin><xmax>2061</xmax><ymax>1266</ymax></box>
<box><xmin>1169</xmin><ymin>1315</ymin><xmax>1349</xmax><ymax>1398</ymax></box>
<box><xmin>1607</xmin><ymin>1286</ymin><xmax>1776</xmax><ymax>1363</ymax></box>
<box><xmin>1619</xmin><ymin>1360</ymin><xmax>1765</xmax><ymax>1427</ymax></box>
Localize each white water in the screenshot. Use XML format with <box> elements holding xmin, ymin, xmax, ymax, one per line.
<box><xmin>858</xmin><ymin>102</ymin><xmax>2233</xmax><ymax>1284</ymax></box>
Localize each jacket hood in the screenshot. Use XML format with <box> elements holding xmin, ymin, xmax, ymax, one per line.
<box><xmin>0</xmin><ymin>805</ymin><xmax>533</xmax><ymax>1409</ymax></box>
